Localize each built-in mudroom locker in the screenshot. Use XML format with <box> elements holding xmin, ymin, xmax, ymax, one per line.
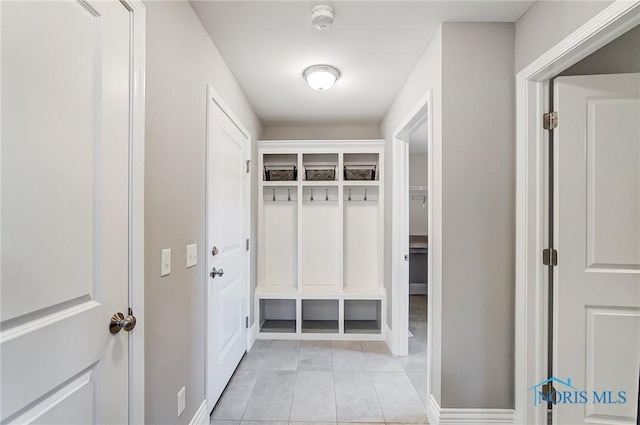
<box><xmin>256</xmin><ymin>140</ymin><xmax>385</xmax><ymax>340</ymax></box>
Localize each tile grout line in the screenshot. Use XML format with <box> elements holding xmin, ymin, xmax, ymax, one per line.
<box><xmin>286</xmin><ymin>342</ymin><xmax>302</xmax><ymax>423</ymax></box>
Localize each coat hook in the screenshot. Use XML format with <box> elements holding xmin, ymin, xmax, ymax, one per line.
<box><xmin>310</xmin><ymin>188</ymin><xmax>314</xmax><ymax>201</ymax></box>
<box><xmin>348</xmin><ymin>188</ymin><xmax>352</xmax><ymax>201</ymax></box>
<box><xmin>272</xmin><ymin>189</ymin><xmax>276</xmax><ymax>202</ymax></box>
<box><xmin>325</xmin><ymin>188</ymin><xmax>329</xmax><ymax>201</ymax></box>
<box><xmin>364</xmin><ymin>188</ymin><xmax>368</xmax><ymax>201</ymax></box>
<box><xmin>288</xmin><ymin>188</ymin><xmax>291</xmax><ymax>201</ymax></box>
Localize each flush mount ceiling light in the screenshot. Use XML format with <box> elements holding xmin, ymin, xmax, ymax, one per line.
<box><xmin>303</xmin><ymin>65</ymin><xmax>340</xmax><ymax>91</ymax></box>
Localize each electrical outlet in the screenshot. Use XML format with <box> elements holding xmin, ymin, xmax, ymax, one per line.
<box><xmin>161</xmin><ymin>249</ymin><xmax>171</xmax><ymax>277</ymax></box>
<box><xmin>186</xmin><ymin>244</ymin><xmax>197</xmax><ymax>268</ymax></box>
<box><xmin>177</xmin><ymin>386</ymin><xmax>185</xmax><ymax>417</ymax></box>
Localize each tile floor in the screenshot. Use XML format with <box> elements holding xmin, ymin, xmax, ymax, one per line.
<box><xmin>210</xmin><ymin>296</ymin><xmax>428</xmax><ymax>425</ymax></box>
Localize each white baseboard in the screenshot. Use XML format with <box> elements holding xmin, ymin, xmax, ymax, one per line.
<box><xmin>189</xmin><ymin>399</ymin><xmax>208</xmax><ymax>425</ymax></box>
<box><xmin>247</xmin><ymin>321</ymin><xmax>258</xmax><ymax>351</ymax></box>
<box><xmin>384</xmin><ymin>322</ymin><xmax>393</xmax><ymax>352</ymax></box>
<box><xmin>428</xmin><ymin>395</ymin><xmax>515</xmax><ymax>425</ymax></box>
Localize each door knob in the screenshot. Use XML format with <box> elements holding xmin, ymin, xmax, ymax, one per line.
<box><xmin>211</xmin><ymin>246</ymin><xmax>219</xmax><ymax>256</ymax></box>
<box><xmin>110</xmin><ymin>312</ymin><xmax>137</xmax><ymax>334</ymax></box>
<box><xmin>210</xmin><ymin>267</ymin><xmax>224</xmax><ymax>278</ymax></box>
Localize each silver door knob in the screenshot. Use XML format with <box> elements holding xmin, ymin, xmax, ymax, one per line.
<box><xmin>210</xmin><ymin>267</ymin><xmax>224</xmax><ymax>278</ymax></box>
<box><xmin>110</xmin><ymin>312</ymin><xmax>137</xmax><ymax>334</ymax></box>
<box><xmin>211</xmin><ymin>246</ymin><xmax>219</xmax><ymax>256</ymax></box>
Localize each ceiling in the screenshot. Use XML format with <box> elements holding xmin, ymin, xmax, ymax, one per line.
<box><xmin>191</xmin><ymin>1</ymin><xmax>535</xmax><ymax>127</ymax></box>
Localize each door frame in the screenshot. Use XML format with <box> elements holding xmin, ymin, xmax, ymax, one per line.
<box><xmin>204</xmin><ymin>84</ymin><xmax>252</xmax><ymax>410</ymax></box>
<box><xmin>514</xmin><ymin>2</ymin><xmax>640</xmax><ymax>424</ymax></box>
<box><xmin>121</xmin><ymin>1</ymin><xmax>146</xmax><ymax>423</ymax></box>
<box><xmin>391</xmin><ymin>90</ymin><xmax>437</xmax><ymax>398</ymax></box>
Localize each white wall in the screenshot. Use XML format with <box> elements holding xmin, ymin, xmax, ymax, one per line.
<box><xmin>145</xmin><ymin>2</ymin><xmax>262</xmax><ymax>423</ymax></box>
<box><xmin>440</xmin><ymin>22</ymin><xmax>515</xmax><ymax>410</ymax></box>
<box><xmin>515</xmin><ymin>1</ymin><xmax>613</xmax><ymax>72</ymax></box>
<box><xmin>262</xmin><ymin>124</ymin><xmax>380</xmax><ymax>140</ymax></box>
<box><xmin>380</xmin><ymin>25</ymin><xmax>443</xmax><ymax>403</ymax></box>
<box><xmin>409</xmin><ymin>154</ymin><xmax>428</xmax><ymax>235</ymax></box>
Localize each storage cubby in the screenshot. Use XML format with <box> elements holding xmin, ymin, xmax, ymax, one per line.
<box><xmin>302</xmin><ymin>186</ymin><xmax>340</xmax><ymax>290</ymax></box>
<box><xmin>262</xmin><ymin>186</ymin><xmax>297</xmax><ymax>290</ymax></box>
<box><xmin>343</xmin><ymin>153</ymin><xmax>379</xmax><ymax>181</ymax></box>
<box><xmin>263</xmin><ymin>153</ymin><xmax>298</xmax><ymax>181</ymax></box>
<box><xmin>343</xmin><ymin>186</ymin><xmax>379</xmax><ymax>292</ymax></box>
<box><xmin>344</xmin><ymin>300</ymin><xmax>382</xmax><ymax>334</ymax></box>
<box><xmin>260</xmin><ymin>299</ymin><xmax>296</xmax><ymax>333</ymax></box>
<box><xmin>257</xmin><ymin>140</ymin><xmax>385</xmax><ymax>340</ymax></box>
<box><xmin>303</xmin><ymin>153</ymin><xmax>338</xmax><ymax>181</ymax></box>
<box><xmin>301</xmin><ymin>299</ymin><xmax>339</xmax><ymax>333</ymax></box>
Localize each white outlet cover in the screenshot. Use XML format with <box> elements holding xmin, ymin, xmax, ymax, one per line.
<box><xmin>186</xmin><ymin>244</ymin><xmax>197</xmax><ymax>268</ymax></box>
<box><xmin>177</xmin><ymin>386</ymin><xmax>186</xmax><ymax>417</ymax></box>
<box><xmin>161</xmin><ymin>249</ymin><xmax>171</xmax><ymax>277</ymax></box>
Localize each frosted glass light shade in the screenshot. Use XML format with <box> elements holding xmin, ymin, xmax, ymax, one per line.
<box><xmin>303</xmin><ymin>65</ymin><xmax>340</xmax><ymax>91</ymax></box>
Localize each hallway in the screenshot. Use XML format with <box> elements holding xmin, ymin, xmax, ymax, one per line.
<box><xmin>210</xmin><ymin>296</ymin><xmax>428</xmax><ymax>425</ymax></box>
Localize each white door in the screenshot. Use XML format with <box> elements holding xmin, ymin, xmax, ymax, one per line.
<box><xmin>1</xmin><ymin>1</ymin><xmax>132</xmax><ymax>423</ymax></box>
<box><xmin>555</xmin><ymin>73</ymin><xmax>640</xmax><ymax>424</ymax></box>
<box><xmin>206</xmin><ymin>91</ymin><xmax>249</xmax><ymax>409</ymax></box>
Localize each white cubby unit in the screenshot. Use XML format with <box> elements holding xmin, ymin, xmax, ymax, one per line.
<box><xmin>256</xmin><ymin>140</ymin><xmax>385</xmax><ymax>340</ymax></box>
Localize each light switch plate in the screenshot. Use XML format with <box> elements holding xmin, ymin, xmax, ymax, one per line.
<box><xmin>177</xmin><ymin>386</ymin><xmax>185</xmax><ymax>417</ymax></box>
<box><xmin>161</xmin><ymin>249</ymin><xmax>171</xmax><ymax>277</ymax></box>
<box><xmin>186</xmin><ymin>244</ymin><xmax>197</xmax><ymax>268</ymax></box>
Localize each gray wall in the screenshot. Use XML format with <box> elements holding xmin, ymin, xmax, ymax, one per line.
<box><xmin>145</xmin><ymin>1</ymin><xmax>262</xmax><ymax>423</ymax></box>
<box><xmin>439</xmin><ymin>22</ymin><xmax>515</xmax><ymax>409</ymax></box>
<box><xmin>560</xmin><ymin>24</ymin><xmax>640</xmax><ymax>75</ymax></box>
<box><xmin>381</xmin><ymin>22</ymin><xmax>515</xmax><ymax>410</ymax></box>
<box><xmin>515</xmin><ymin>1</ymin><xmax>613</xmax><ymax>72</ymax></box>
<box><xmin>409</xmin><ymin>154</ymin><xmax>428</xmax><ymax>235</ymax></box>
<box><xmin>262</xmin><ymin>124</ymin><xmax>380</xmax><ymax>140</ymax></box>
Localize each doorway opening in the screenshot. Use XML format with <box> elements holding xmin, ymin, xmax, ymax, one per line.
<box><xmin>391</xmin><ymin>90</ymin><xmax>436</xmax><ymax>410</ymax></box>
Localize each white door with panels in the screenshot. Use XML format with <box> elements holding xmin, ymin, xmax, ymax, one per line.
<box><xmin>206</xmin><ymin>90</ymin><xmax>249</xmax><ymax>409</ymax></box>
<box><xmin>1</xmin><ymin>0</ymin><xmax>134</xmax><ymax>423</ymax></box>
<box><xmin>555</xmin><ymin>73</ymin><xmax>640</xmax><ymax>424</ymax></box>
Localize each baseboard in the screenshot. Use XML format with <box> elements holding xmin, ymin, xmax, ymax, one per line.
<box><xmin>428</xmin><ymin>394</ymin><xmax>515</xmax><ymax>425</ymax></box>
<box><xmin>384</xmin><ymin>322</ymin><xmax>393</xmax><ymax>352</ymax></box>
<box><xmin>247</xmin><ymin>321</ymin><xmax>258</xmax><ymax>351</ymax></box>
<box><xmin>189</xmin><ymin>399</ymin><xmax>208</xmax><ymax>425</ymax></box>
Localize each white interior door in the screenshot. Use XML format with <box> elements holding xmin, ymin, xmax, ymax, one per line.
<box><xmin>555</xmin><ymin>73</ymin><xmax>640</xmax><ymax>424</ymax></box>
<box><xmin>1</xmin><ymin>1</ymin><xmax>133</xmax><ymax>423</ymax></box>
<box><xmin>206</xmin><ymin>91</ymin><xmax>249</xmax><ymax>409</ymax></box>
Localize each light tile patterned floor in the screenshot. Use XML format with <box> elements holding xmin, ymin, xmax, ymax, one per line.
<box><xmin>210</xmin><ymin>296</ymin><xmax>428</xmax><ymax>425</ymax></box>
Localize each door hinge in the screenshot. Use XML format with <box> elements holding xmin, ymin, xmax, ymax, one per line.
<box><xmin>246</xmin><ymin>160</ymin><xmax>251</xmax><ymax>173</ymax></box>
<box><xmin>543</xmin><ymin>111</ymin><xmax>558</xmax><ymax>130</ymax></box>
<box><xmin>542</xmin><ymin>382</ymin><xmax>557</xmax><ymax>405</ymax></box>
<box><xmin>246</xmin><ymin>238</ymin><xmax>250</xmax><ymax>251</ymax></box>
<box><xmin>543</xmin><ymin>248</ymin><xmax>558</xmax><ymax>266</ymax></box>
<box><xmin>245</xmin><ymin>316</ymin><xmax>249</xmax><ymax>328</ymax></box>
